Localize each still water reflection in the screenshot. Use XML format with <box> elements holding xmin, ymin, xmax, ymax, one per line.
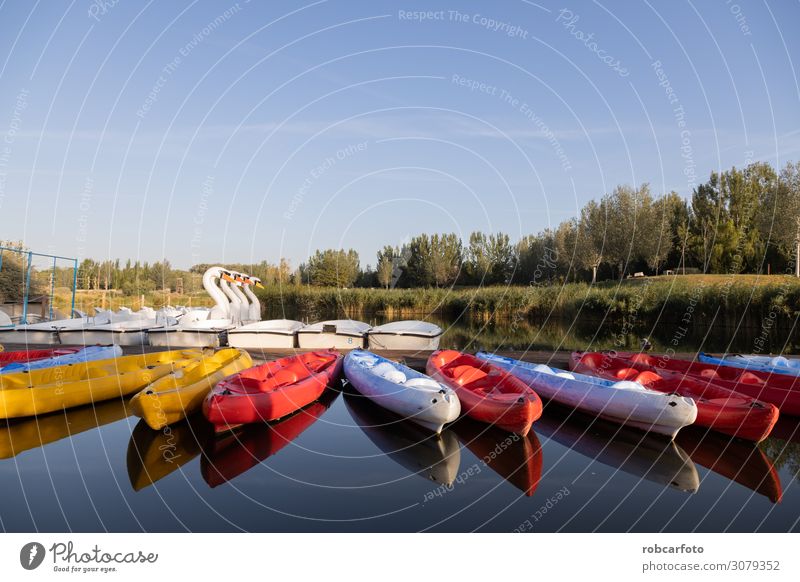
<box><xmin>1</xmin><ymin>368</ymin><xmax>799</xmax><ymax>532</ymax></box>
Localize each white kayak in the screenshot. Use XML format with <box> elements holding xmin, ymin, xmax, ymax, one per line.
<box><xmin>0</xmin><ymin>345</ymin><xmax>123</xmax><ymax>374</ymax></box>
<box><xmin>476</xmin><ymin>352</ymin><xmax>698</xmax><ymax>438</ymax></box>
<box><xmin>343</xmin><ymin>349</ymin><xmax>461</xmax><ymax>434</ymax></box>
<box><xmin>699</xmin><ymin>353</ymin><xmax>800</xmax><ymax>377</ymax></box>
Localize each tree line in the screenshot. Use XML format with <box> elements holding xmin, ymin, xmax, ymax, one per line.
<box><xmin>3</xmin><ymin>160</ymin><xmax>798</xmax><ymax>300</ymax></box>
<box><xmin>302</xmin><ymin>161</ymin><xmax>800</xmax><ymax>288</ymax></box>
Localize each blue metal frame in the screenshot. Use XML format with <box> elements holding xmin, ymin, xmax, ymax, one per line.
<box><xmin>0</xmin><ymin>246</ymin><xmax>78</xmax><ymax>324</ymax></box>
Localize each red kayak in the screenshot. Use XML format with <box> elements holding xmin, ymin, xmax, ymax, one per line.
<box><xmin>0</xmin><ymin>346</ymin><xmax>80</xmax><ymax>366</ymax></box>
<box><xmin>585</xmin><ymin>351</ymin><xmax>800</xmax><ymax>416</ymax></box>
<box><xmin>571</xmin><ymin>352</ymin><xmax>779</xmax><ymax>442</ymax></box>
<box><xmin>203</xmin><ymin>350</ymin><xmax>342</xmax><ymax>430</ymax></box>
<box><xmin>426</xmin><ymin>350</ymin><xmax>542</xmax><ymax>436</ymax></box>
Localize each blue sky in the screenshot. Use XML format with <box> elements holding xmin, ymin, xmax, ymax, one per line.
<box><xmin>1</xmin><ymin>0</ymin><xmax>798</xmax><ymax>269</ymax></box>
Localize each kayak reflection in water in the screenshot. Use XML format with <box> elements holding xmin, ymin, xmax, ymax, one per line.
<box><xmin>344</xmin><ymin>391</ymin><xmax>461</xmax><ymax>486</ymax></box>
<box><xmin>201</xmin><ymin>387</ymin><xmax>340</xmax><ymax>488</ymax></box>
<box><xmin>451</xmin><ymin>416</ymin><xmax>543</xmax><ymax>497</ymax></box>
<box><xmin>127</xmin><ymin>413</ymin><xmax>214</xmax><ymax>491</ymax></box>
<box><xmin>676</xmin><ymin>426</ymin><xmax>782</xmax><ymax>503</ymax></box>
<box><xmin>1</xmin><ymin>397</ymin><xmax>130</xmax><ymax>460</ymax></box>
<box><xmin>535</xmin><ymin>405</ymin><xmax>700</xmax><ymax>493</ymax></box>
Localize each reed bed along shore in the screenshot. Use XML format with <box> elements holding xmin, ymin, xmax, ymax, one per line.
<box><xmin>49</xmin><ymin>274</ymin><xmax>799</xmax><ymax>326</ymax></box>
<box><xmin>256</xmin><ymin>275</ymin><xmax>800</xmax><ymax>324</ymax></box>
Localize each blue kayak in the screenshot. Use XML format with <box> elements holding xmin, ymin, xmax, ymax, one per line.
<box><xmin>698</xmin><ymin>353</ymin><xmax>800</xmax><ymax>378</ymax></box>
<box><xmin>0</xmin><ymin>345</ymin><xmax>123</xmax><ymax>374</ymax></box>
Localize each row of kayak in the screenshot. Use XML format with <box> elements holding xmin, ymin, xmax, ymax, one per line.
<box><xmin>1</xmin><ymin>387</ymin><xmax>786</xmax><ymax>503</ymax></box>
<box><xmin>129</xmin><ymin>398</ymin><xmax>785</xmax><ymax>502</ymax></box>
<box><xmin>1</xmin><ymin>345</ymin><xmax>797</xmax><ymax>444</ymax></box>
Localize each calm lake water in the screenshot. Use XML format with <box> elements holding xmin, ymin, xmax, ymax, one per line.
<box><xmin>1</xmin><ymin>321</ymin><xmax>799</xmax><ymax>532</ymax></box>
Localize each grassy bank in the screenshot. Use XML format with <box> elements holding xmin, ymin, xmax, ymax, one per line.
<box><xmin>256</xmin><ymin>275</ymin><xmax>800</xmax><ymax>324</ymax></box>
<box><xmin>46</xmin><ymin>274</ymin><xmax>800</xmax><ymax>326</ymax></box>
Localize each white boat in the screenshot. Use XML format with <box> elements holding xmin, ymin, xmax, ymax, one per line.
<box><xmin>0</xmin><ymin>311</ymin><xmax>14</xmax><ymax>343</ymax></box>
<box><xmin>0</xmin><ymin>309</ymin><xmax>113</xmax><ymax>345</ymax></box>
<box><xmin>57</xmin><ymin>307</ymin><xmax>174</xmax><ymax>346</ymax></box>
<box><xmin>366</xmin><ymin>320</ymin><xmax>443</xmax><ymax>351</ymax></box>
<box><xmin>297</xmin><ymin>319</ymin><xmax>370</xmax><ymax>350</ymax></box>
<box><xmin>228</xmin><ymin>319</ymin><xmax>305</xmax><ymax>349</ymax></box>
<box><xmin>225</xmin><ymin>274</ymin><xmax>306</xmax><ymax>349</ymax></box>
<box><xmin>343</xmin><ymin>350</ymin><xmax>461</xmax><ymax>434</ymax></box>
<box><xmin>148</xmin><ymin>267</ymin><xmax>237</xmax><ymax>348</ymax></box>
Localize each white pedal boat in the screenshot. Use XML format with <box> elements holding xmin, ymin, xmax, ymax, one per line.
<box><xmin>343</xmin><ymin>350</ymin><xmax>460</xmax><ymax>434</ymax></box>
<box><xmin>1</xmin><ymin>310</ymin><xmax>113</xmax><ymax>345</ymax></box>
<box><xmin>147</xmin><ymin>318</ymin><xmax>235</xmax><ymax>348</ymax></box>
<box><xmin>297</xmin><ymin>319</ymin><xmax>370</xmax><ymax>350</ymax></box>
<box><xmin>227</xmin><ymin>319</ymin><xmax>305</xmax><ymax>349</ymax></box>
<box><xmin>366</xmin><ymin>320</ymin><xmax>443</xmax><ymax>351</ymax></box>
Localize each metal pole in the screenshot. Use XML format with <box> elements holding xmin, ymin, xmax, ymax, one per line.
<box><xmin>71</xmin><ymin>258</ymin><xmax>78</xmax><ymax>317</ymax></box>
<box><xmin>50</xmin><ymin>256</ymin><xmax>57</xmax><ymax>320</ymax></box>
<box><xmin>21</xmin><ymin>251</ymin><xmax>33</xmax><ymax>324</ymax></box>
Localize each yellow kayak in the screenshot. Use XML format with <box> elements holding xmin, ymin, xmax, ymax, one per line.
<box><xmin>130</xmin><ymin>348</ymin><xmax>252</xmax><ymax>430</ymax></box>
<box><xmin>0</xmin><ymin>349</ymin><xmax>206</xmax><ymax>419</ymax></box>
<box><xmin>0</xmin><ymin>398</ymin><xmax>131</xmax><ymax>459</ymax></box>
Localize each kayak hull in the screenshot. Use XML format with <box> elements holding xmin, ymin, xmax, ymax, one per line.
<box><xmin>0</xmin><ymin>347</ymin><xmax>80</xmax><ymax>366</ymax></box>
<box><xmin>203</xmin><ymin>350</ymin><xmax>342</xmax><ymax>428</ymax></box>
<box><xmin>0</xmin><ymin>349</ymin><xmax>206</xmax><ymax>418</ymax></box>
<box><xmin>344</xmin><ymin>350</ymin><xmax>460</xmax><ymax>434</ymax></box>
<box><xmin>427</xmin><ymin>350</ymin><xmax>542</xmax><ymax>436</ymax></box>
<box><xmin>572</xmin><ymin>352</ymin><xmax>779</xmax><ymax>442</ymax></box>
<box><xmin>130</xmin><ymin>348</ymin><xmax>253</xmax><ymax>430</ymax></box>
<box><xmin>477</xmin><ymin>352</ymin><xmax>697</xmax><ymax>439</ymax></box>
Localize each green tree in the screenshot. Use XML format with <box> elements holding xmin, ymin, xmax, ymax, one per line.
<box><xmin>465</xmin><ymin>232</ymin><xmax>515</xmax><ymax>285</ymax></box>
<box><xmin>376</xmin><ymin>245</ymin><xmax>398</xmax><ymax>289</ymax></box>
<box><xmin>306</xmin><ymin>248</ymin><xmax>360</xmax><ymax>287</ymax></box>
<box><xmin>761</xmin><ymin>161</ymin><xmax>800</xmax><ymax>276</ymax></box>
<box><xmin>576</xmin><ymin>200</ymin><xmax>607</xmax><ymax>283</ymax></box>
<box><xmin>430</xmin><ymin>233</ymin><xmax>463</xmax><ymax>287</ymax></box>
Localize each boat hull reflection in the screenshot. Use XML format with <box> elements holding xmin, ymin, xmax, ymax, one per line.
<box><xmin>451</xmin><ymin>417</ymin><xmax>542</xmax><ymax>497</ymax></box>
<box><xmin>201</xmin><ymin>388</ymin><xmax>340</xmax><ymax>487</ymax></box>
<box><xmin>1</xmin><ymin>398</ymin><xmax>130</xmax><ymax>459</ymax></box>
<box><xmin>676</xmin><ymin>427</ymin><xmax>782</xmax><ymax>503</ymax></box>
<box><xmin>344</xmin><ymin>391</ymin><xmax>461</xmax><ymax>486</ymax></box>
<box><xmin>536</xmin><ymin>405</ymin><xmax>700</xmax><ymax>493</ymax></box>
<box><xmin>127</xmin><ymin>414</ymin><xmax>213</xmax><ymax>491</ymax></box>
